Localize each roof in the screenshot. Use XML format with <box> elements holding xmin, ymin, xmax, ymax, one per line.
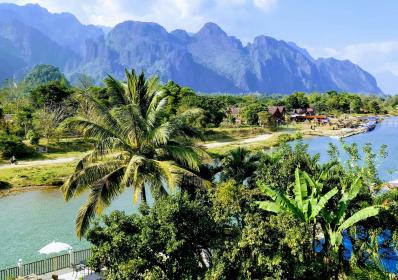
<box><xmin>303</xmin><ymin>115</ymin><xmax>328</xmax><ymax>120</ymax></box>
<box><xmin>268</xmin><ymin>106</ymin><xmax>285</xmax><ymax>115</ymax></box>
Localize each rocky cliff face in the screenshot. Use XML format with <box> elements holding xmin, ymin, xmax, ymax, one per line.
<box><xmin>0</xmin><ymin>3</ymin><xmax>382</xmax><ymax>94</ymax></box>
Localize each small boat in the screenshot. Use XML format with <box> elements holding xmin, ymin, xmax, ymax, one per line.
<box><xmin>366</xmin><ymin>120</ymin><xmax>377</xmax><ymax>131</ymax></box>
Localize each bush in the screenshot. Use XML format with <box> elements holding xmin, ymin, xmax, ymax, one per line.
<box><xmin>0</xmin><ymin>181</ymin><xmax>11</xmax><ymax>190</ymax></box>
<box><xmin>0</xmin><ymin>131</ymin><xmax>34</xmax><ymax>159</ymax></box>
<box><xmin>27</xmin><ymin>129</ymin><xmax>40</xmax><ymax>145</ymax></box>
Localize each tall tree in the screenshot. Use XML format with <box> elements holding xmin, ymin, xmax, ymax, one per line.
<box><xmin>62</xmin><ymin>69</ymin><xmax>208</xmax><ymax>237</ymax></box>
<box><xmin>220</xmin><ymin>147</ymin><xmax>258</xmax><ymax>185</ymax></box>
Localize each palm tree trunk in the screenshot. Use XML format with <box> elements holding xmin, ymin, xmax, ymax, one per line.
<box><xmin>141</xmin><ymin>187</ymin><xmax>147</xmax><ymax>204</ymax></box>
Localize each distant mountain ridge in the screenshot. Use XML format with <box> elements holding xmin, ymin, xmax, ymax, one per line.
<box><xmin>0</xmin><ymin>3</ymin><xmax>382</xmax><ymax>94</ymax></box>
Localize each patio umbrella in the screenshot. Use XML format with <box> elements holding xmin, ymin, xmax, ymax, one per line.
<box><xmin>39</xmin><ymin>241</ymin><xmax>72</xmax><ymax>254</ymax></box>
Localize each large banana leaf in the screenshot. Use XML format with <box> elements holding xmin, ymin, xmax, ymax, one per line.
<box><xmin>337</xmin><ymin>206</ymin><xmax>380</xmax><ymax>233</ymax></box>
<box><xmin>310</xmin><ymin>187</ymin><xmax>338</xmax><ymax>220</ymax></box>
<box><xmin>294</xmin><ymin>169</ymin><xmax>307</xmax><ymax>211</ymax></box>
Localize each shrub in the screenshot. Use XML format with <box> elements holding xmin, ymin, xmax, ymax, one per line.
<box><xmin>0</xmin><ymin>131</ymin><xmax>34</xmax><ymax>159</ymax></box>
<box><xmin>0</xmin><ymin>181</ymin><xmax>11</xmax><ymax>190</ymax></box>
<box><xmin>27</xmin><ymin>129</ymin><xmax>40</xmax><ymax>145</ymax></box>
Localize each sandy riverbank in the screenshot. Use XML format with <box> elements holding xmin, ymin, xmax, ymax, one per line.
<box><xmin>0</xmin><ymin>185</ymin><xmax>60</xmax><ymax>198</ymax></box>
<box><xmin>302</xmin><ymin>126</ymin><xmax>368</xmax><ymax>139</ymax></box>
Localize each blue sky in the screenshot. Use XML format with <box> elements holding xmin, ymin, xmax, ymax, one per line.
<box><xmin>3</xmin><ymin>0</ymin><xmax>398</xmax><ymax>93</ymax></box>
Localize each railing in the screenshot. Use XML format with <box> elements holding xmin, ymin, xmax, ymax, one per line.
<box><xmin>0</xmin><ymin>249</ymin><xmax>92</xmax><ymax>280</ymax></box>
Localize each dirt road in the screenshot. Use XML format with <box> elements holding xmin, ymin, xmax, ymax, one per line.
<box><xmin>0</xmin><ymin>157</ymin><xmax>77</xmax><ymax>170</ymax></box>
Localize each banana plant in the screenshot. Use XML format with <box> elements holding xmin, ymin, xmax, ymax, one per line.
<box><xmin>257</xmin><ymin>168</ymin><xmax>338</xmax><ymax>224</ymax></box>
<box><xmin>321</xmin><ymin>176</ymin><xmax>381</xmax><ymax>252</ymax></box>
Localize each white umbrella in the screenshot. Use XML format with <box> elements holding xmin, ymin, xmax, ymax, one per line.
<box><xmin>39</xmin><ymin>241</ymin><xmax>72</xmax><ymax>255</ymax></box>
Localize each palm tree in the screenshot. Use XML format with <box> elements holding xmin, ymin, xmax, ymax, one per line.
<box><xmin>220</xmin><ymin>147</ymin><xmax>258</xmax><ymax>185</ymax></box>
<box><xmin>62</xmin><ymin>69</ymin><xmax>208</xmax><ymax>237</ymax></box>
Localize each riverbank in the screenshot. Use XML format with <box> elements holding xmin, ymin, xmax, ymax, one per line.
<box><xmin>0</xmin><ymin>162</ymin><xmax>75</xmax><ymax>195</ymax></box>
<box><xmin>0</xmin><ymin>116</ymin><xmax>386</xmax><ymax>196</ymax></box>
<box><xmin>0</xmin><ymin>185</ymin><xmax>60</xmax><ymax>198</ymax></box>
<box><xmin>302</xmin><ymin>126</ymin><xmax>368</xmax><ymax>138</ymax></box>
<box><xmin>298</xmin><ymin>115</ymin><xmax>386</xmax><ymax>139</ymax></box>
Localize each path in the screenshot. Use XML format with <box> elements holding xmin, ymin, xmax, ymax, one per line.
<box><xmin>0</xmin><ymin>133</ymin><xmax>273</xmax><ymax>169</ymax></box>
<box><xmin>0</xmin><ymin>157</ymin><xmax>77</xmax><ymax>169</ymax></box>
<box><xmin>204</xmin><ymin>133</ymin><xmax>273</xmax><ymax>148</ymax></box>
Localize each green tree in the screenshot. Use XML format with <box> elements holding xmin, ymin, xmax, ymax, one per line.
<box><xmin>87</xmin><ymin>193</ymin><xmax>223</xmax><ymax>280</ymax></box>
<box><xmin>285</xmin><ymin>92</ymin><xmax>309</xmax><ymax>109</ymax></box>
<box><xmin>33</xmin><ymin>105</ymin><xmax>67</xmax><ymax>151</ymax></box>
<box><xmin>24</xmin><ymin>65</ymin><xmax>68</xmax><ymax>89</ymax></box>
<box><xmin>220</xmin><ymin>148</ymin><xmax>258</xmax><ymax>185</ymax></box>
<box><xmin>14</xmin><ymin>106</ymin><xmax>34</xmax><ymax>137</ymax></box>
<box><xmin>162</xmin><ymin>81</ymin><xmax>195</xmax><ymax>117</ymax></box>
<box><xmin>257</xmin><ymin>111</ymin><xmax>277</xmax><ymax>131</ymax></box>
<box><xmin>62</xmin><ymin>69</ymin><xmax>208</xmax><ymax>237</ymax></box>
<box><xmin>0</xmin><ymin>131</ymin><xmax>33</xmax><ymax>159</ymax></box>
<box><xmin>349</xmin><ymin>96</ymin><xmax>362</xmax><ymax>113</ymax></box>
<box><xmin>241</xmin><ymin>103</ymin><xmax>265</xmax><ymax>125</ymax></box>
<box><xmin>178</xmin><ymin>95</ymin><xmax>228</xmax><ymax>127</ymax></box>
<box><xmin>368</xmin><ymin>100</ymin><xmax>381</xmax><ymax>114</ymax></box>
<box><xmin>29</xmin><ymin>81</ymin><xmax>72</xmax><ymax>108</ymax></box>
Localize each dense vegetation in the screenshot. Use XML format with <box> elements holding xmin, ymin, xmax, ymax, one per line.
<box><xmin>1</xmin><ymin>65</ymin><xmax>398</xmax><ymax>161</ymax></box>
<box><xmin>1</xmin><ymin>66</ymin><xmax>398</xmax><ymax>278</ymax></box>
<box><xmin>86</xmin><ymin>142</ymin><xmax>398</xmax><ymax>279</ymax></box>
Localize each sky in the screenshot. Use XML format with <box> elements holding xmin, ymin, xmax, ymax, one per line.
<box><xmin>3</xmin><ymin>0</ymin><xmax>398</xmax><ymax>93</ymax></box>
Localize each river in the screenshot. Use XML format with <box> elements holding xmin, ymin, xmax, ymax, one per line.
<box><xmin>299</xmin><ymin>116</ymin><xmax>398</xmax><ymax>181</ymax></box>
<box><xmin>0</xmin><ymin>189</ymin><xmax>138</xmax><ymax>267</ymax></box>
<box><xmin>0</xmin><ymin>117</ymin><xmax>397</xmax><ymax>268</ymax></box>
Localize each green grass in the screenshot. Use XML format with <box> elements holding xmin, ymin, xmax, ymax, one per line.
<box><xmin>0</xmin><ymin>130</ymin><xmax>300</xmax><ymax>189</ymax></box>
<box><xmin>0</xmin><ymin>162</ymin><xmax>75</xmax><ymax>188</ymax></box>
<box><xmin>30</xmin><ymin>138</ymin><xmax>92</xmax><ymax>156</ymax></box>
<box><xmin>207</xmin><ymin>132</ymin><xmax>303</xmax><ymax>156</ymax></box>
<box><xmin>0</xmin><ymin>138</ymin><xmax>90</xmax><ymax>164</ymax></box>
<box><xmin>203</xmin><ymin>127</ymin><xmax>270</xmax><ymax>142</ymax></box>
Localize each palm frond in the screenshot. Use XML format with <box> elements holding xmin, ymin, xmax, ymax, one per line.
<box><xmin>63</xmin><ymin>160</ymin><xmax>122</xmax><ymax>200</ymax></box>
<box><xmin>75</xmin><ymin>167</ymin><xmax>125</xmax><ymax>237</ymax></box>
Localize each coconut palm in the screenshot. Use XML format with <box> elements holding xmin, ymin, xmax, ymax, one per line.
<box><xmin>220</xmin><ymin>147</ymin><xmax>258</xmax><ymax>185</ymax></box>
<box><xmin>62</xmin><ymin>69</ymin><xmax>208</xmax><ymax>237</ymax></box>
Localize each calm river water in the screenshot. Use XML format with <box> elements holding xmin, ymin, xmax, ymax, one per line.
<box><xmin>0</xmin><ymin>117</ymin><xmax>397</xmax><ymax>268</ymax></box>
<box><xmin>299</xmin><ymin>116</ymin><xmax>398</xmax><ymax>181</ymax></box>
<box><xmin>0</xmin><ymin>189</ymin><xmax>138</xmax><ymax>267</ymax></box>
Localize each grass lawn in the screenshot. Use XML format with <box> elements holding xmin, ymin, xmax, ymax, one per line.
<box><xmin>207</xmin><ymin>132</ymin><xmax>302</xmax><ymax>156</ymax></box>
<box><xmin>29</xmin><ymin>138</ymin><xmax>92</xmax><ymax>158</ymax></box>
<box><xmin>0</xmin><ymin>162</ymin><xmax>75</xmax><ymax>189</ymax></box>
<box><xmin>203</xmin><ymin>127</ymin><xmax>271</xmax><ymax>142</ymax></box>
<box><xmin>0</xmin><ymin>129</ymin><xmax>301</xmax><ymax>190</ymax></box>
<box><xmin>0</xmin><ymin>138</ymin><xmax>90</xmax><ymax>164</ymax></box>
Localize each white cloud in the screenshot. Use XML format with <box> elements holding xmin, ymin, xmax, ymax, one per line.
<box><xmin>2</xmin><ymin>0</ymin><xmax>277</xmax><ymax>29</ymax></box>
<box><xmin>253</xmin><ymin>0</ymin><xmax>278</xmax><ymax>11</ymax></box>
